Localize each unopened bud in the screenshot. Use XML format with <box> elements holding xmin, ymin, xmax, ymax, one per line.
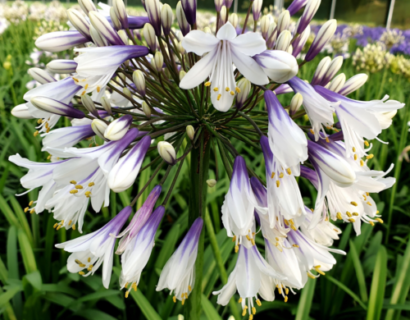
<box><xmin>67</xmin><ymin>8</ymin><xmax>91</xmax><ymax>39</ymax></box>
<box><xmin>179</xmin><ymin>70</ymin><xmax>186</xmax><ymax>81</ymax></box>
<box><xmin>153</xmin><ymin>51</ymin><xmax>164</xmax><ymax>72</ymax></box>
<box><xmin>28</xmin><ymin>68</ymin><xmax>55</xmax><ymax>84</ymax></box>
<box><xmin>110</xmin><ymin>7</ymin><xmax>122</xmax><ymax>30</ymax></box>
<box><xmin>311</xmin><ymin>56</ymin><xmax>331</xmax><ymax>85</ymax></box>
<box><xmin>113</xmin><ymin>0</ymin><xmax>128</xmax><ymax>29</ymax></box>
<box><xmin>30</xmin><ymin>97</ymin><xmax>85</xmax><ymax>119</ymax></box>
<box><xmin>236</xmin><ymin>78</ymin><xmax>251</xmax><ymax>108</ymax></box>
<box><xmin>176</xmin><ymin>1</ymin><xmax>190</xmax><ymax>36</ymax></box>
<box><xmin>260</xmin><ymin>16</ymin><xmax>270</xmax><ymax>39</ymax></box>
<box><xmin>104</xmin><ymin>114</ymin><xmax>133</xmax><ymax>141</ymax></box>
<box><xmin>206</xmin><ymin>179</ymin><xmax>217</xmax><ymax>187</ymax></box>
<box><xmin>47</xmin><ymin>59</ymin><xmax>78</xmax><ymax>74</ymax></box>
<box><xmin>287</xmin><ymin>45</ymin><xmax>293</xmax><ymax>55</ymax></box>
<box><xmin>142</xmin><ymin>101</ymin><xmax>151</xmax><ymax>117</ymax></box>
<box><xmin>143</xmin><ymin>23</ymin><xmax>157</xmax><ymax>52</ymax></box>
<box><xmin>214</xmin><ymin>0</ymin><xmax>224</xmax><ymax>11</ymax></box>
<box><xmin>81</xmin><ymin>94</ymin><xmax>98</xmax><ymax>117</ymax></box>
<box><xmin>327</xmin><ymin>73</ymin><xmax>346</xmax><ymax>92</ymax></box>
<box><xmin>118</xmin><ymin>29</ymin><xmax>129</xmax><ymax>44</ymax></box>
<box><xmin>275</xmin><ymin>30</ymin><xmax>292</xmax><ymax>51</ymax></box>
<box><xmin>181</xmin><ymin>0</ymin><xmax>196</xmax><ymax>25</ymax></box>
<box><xmin>321</xmin><ymin>56</ymin><xmax>343</xmax><ymax>85</ymax></box>
<box><xmin>266</xmin><ymin>22</ymin><xmax>277</xmax><ymax>49</ymax></box>
<box><xmin>11</xmin><ymin>104</ymin><xmax>34</xmax><ymax>119</ymax></box>
<box><xmin>254</xmin><ymin>50</ymin><xmax>298</xmax><ymax>83</ymax></box>
<box><xmin>161</xmin><ymin>4</ymin><xmax>173</xmax><ymax>35</ymax></box>
<box><xmin>229</xmin><ymin>13</ymin><xmax>239</xmax><ymax>28</ymax></box>
<box><xmin>296</xmin><ymin>0</ymin><xmax>320</xmax><ymax>34</ymax></box>
<box><xmin>277</xmin><ymin>10</ymin><xmax>290</xmax><ymax>35</ymax></box>
<box><xmin>123</xmin><ymin>87</ymin><xmax>132</xmax><ymax>99</ymax></box>
<box><xmin>177</xmin><ymin>41</ymin><xmax>186</xmax><ymax>54</ymax></box>
<box><xmin>287</xmin><ymin>0</ymin><xmax>308</xmax><ymax>16</ymax></box>
<box><xmin>91</xmin><ymin>119</ymin><xmax>108</xmax><ymax>138</ymax></box>
<box><xmin>305</xmin><ymin>19</ymin><xmax>337</xmax><ymax>62</ymax></box>
<box><xmin>252</xmin><ymin>0</ymin><xmax>263</xmax><ymax>21</ymax></box>
<box><xmin>145</xmin><ymin>0</ymin><xmax>161</xmax><ymax>36</ymax></box>
<box><xmin>292</xmin><ymin>25</ymin><xmax>310</xmax><ymax>57</ymax></box>
<box><xmin>101</xmin><ymin>96</ymin><xmax>112</xmax><ymax>114</ymax></box>
<box><xmin>220</xmin><ymin>6</ymin><xmax>227</xmax><ymax>22</ymax></box>
<box><xmin>186</xmin><ymin>125</ymin><xmax>195</xmax><ymax>140</ymax></box>
<box><xmin>89</xmin><ymin>11</ymin><xmax>123</xmax><ymax>45</ymax></box>
<box><xmin>157</xmin><ymin>141</ymin><xmax>176</xmax><ymax>165</ymax></box>
<box><xmin>78</xmin><ymin>0</ymin><xmax>96</xmax><ymax>15</ymax></box>
<box><xmin>89</xmin><ymin>24</ymin><xmax>107</xmax><ymax>47</ymax></box>
<box><xmin>133</xmin><ymin>70</ymin><xmax>146</xmax><ymax>97</ymax></box>
<box><xmin>338</xmin><ymin>73</ymin><xmax>368</xmax><ymax>96</ymax></box>
<box><xmin>289</xmin><ymin>92</ymin><xmax>303</xmax><ymax>115</ymax></box>
<box><xmin>225</xmin><ymin>0</ymin><xmax>233</xmax><ymax>9</ymax></box>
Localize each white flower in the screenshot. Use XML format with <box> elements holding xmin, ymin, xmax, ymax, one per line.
<box><xmin>254</xmin><ymin>50</ymin><xmax>299</xmax><ymax>83</ymax></box>
<box><xmin>56</xmin><ymin>206</ymin><xmax>132</xmax><ymax>288</ymax></box>
<box><xmin>180</xmin><ymin>22</ymin><xmax>268</xmax><ymax>112</ymax></box>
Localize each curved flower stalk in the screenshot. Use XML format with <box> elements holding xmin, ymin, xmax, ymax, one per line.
<box><xmin>157</xmin><ymin>217</ymin><xmax>203</xmax><ymax>304</ymax></box>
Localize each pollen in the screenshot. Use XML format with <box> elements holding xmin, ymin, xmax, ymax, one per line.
<box><xmin>81</xmin><ymin>90</ymin><xmax>86</xmax><ymax>96</ymax></box>
<box><xmin>235</xmin><ymin>87</ymin><xmax>241</xmax><ymax>93</ymax></box>
<box><xmin>235</xmin><ymin>245</ymin><xmax>239</xmax><ymax>253</ymax></box>
<box><xmin>33</xmin><ymin>131</ymin><xmax>39</xmax><ymax>137</ymax></box>
<box><xmin>348</xmin><ymin>218</ymin><xmax>355</xmax><ymax>223</ymax></box>
<box><xmin>230</xmin><ymin>91</ymin><xmax>235</xmax><ymax>96</ymax></box>
<box><xmin>73</xmin><ymin>77</ymin><xmax>79</xmax><ymax>82</ymax></box>
<box><xmin>352</xmin><ymin>212</ymin><xmax>359</xmax><ymax>216</ymax></box>
<box><xmin>188</xmin><ymin>285</ymin><xmax>192</xmax><ymax>292</ymax></box>
<box><xmin>376</xmin><ymin>218</ymin><xmax>383</xmax><ymax>223</ymax></box>
<box><xmin>285</xmin><ymin>288</ymin><xmax>289</xmax><ymax>295</ymax></box>
<box><xmin>242</xmin><ymin>306</ymin><xmax>248</xmax><ymax>316</ymax></box>
<box><xmin>284</xmin><ymin>296</ymin><xmax>288</xmax><ymax>303</ymax></box>
<box><xmin>252</xmin><ymin>307</ymin><xmax>256</xmax><ymax>315</ymax></box>
<box><xmin>292</xmin><ymin>244</ymin><xmax>299</xmax><ymax>248</ymax></box>
<box><xmin>70</xmin><ymin>180</ymin><xmax>77</xmax><ymax>184</ymax></box>
<box><xmin>72</xmin><ymin>224</ymin><xmax>76</xmax><ymax>230</ymax></box>
<box><xmin>75</xmin><ymin>185</ymin><xmax>83</xmax><ymax>189</ymax></box>
<box><xmin>213</xmin><ymin>87</ymin><xmax>219</xmax><ymax>92</ymax></box>
<box><xmin>325</xmin><ymin>137</ymin><xmax>330</xmax><ymax>143</ymax></box>
<box><xmin>97</xmin><ymin>86</ymin><xmax>101</xmax><ymax>92</ymax></box>
<box><xmin>364</xmin><ymin>141</ymin><xmax>369</xmax><ymax>147</ymax></box>
<box><xmin>279</xmin><ymin>172</ymin><xmax>284</xmax><ymax>178</ymax></box>
<box><xmin>366</xmin><ymin>201</ymin><xmax>372</xmax><ymax>206</ymax></box>
<box><xmin>30</xmin><ymin>209</ymin><xmax>35</xmax><ymax>214</ymax></box>
<box><xmin>70</xmin><ymin>189</ymin><xmax>78</xmax><ymax>194</ymax></box>
<box><xmin>346</xmin><ymin>211</ymin><xmax>352</xmax><ymax>217</ymax></box>
<box><xmin>225</xmin><ymin>87</ymin><xmax>230</xmax><ymax>92</ymax></box>
<box><xmin>84</xmin><ymin>84</ymin><xmax>89</xmax><ymax>90</ymax></box>
<box><xmin>217</xmin><ymin>94</ymin><xmax>222</xmax><ymax>101</ymax></box>
<box><xmin>271</xmin><ymin>172</ymin><xmax>275</xmax><ymax>179</ymax></box>
<box><xmin>367</xmin><ymin>154</ymin><xmax>374</xmax><ymax>159</ymax></box>
<box><xmin>85</xmin><ymin>191</ymin><xmax>92</xmax><ymax>197</ymax></box>
<box><xmin>352</xmin><ymin>147</ymin><xmax>356</xmax><ymax>152</ymax></box>
<box><xmin>350</xmin><ymin>201</ymin><xmax>358</xmax><ymax>206</ymax></box>
<box><xmin>310</xmin><ymin>129</ymin><xmax>314</xmax><ymax>134</ymax></box>
<box><xmin>232</xmin><ymin>235</ymin><xmax>236</xmax><ymax>242</ymax></box>
<box><xmin>238</xmin><ymin>297</ymin><xmax>242</xmax><ymax>303</ymax></box>
<box><xmin>24</xmin><ymin>207</ymin><xmax>29</xmax><ymax>213</ymax></box>
<box><xmin>286</xmin><ymin>168</ymin><xmax>291</xmax><ymax>175</ymax></box>
<box><xmin>173</xmin><ymin>296</ymin><xmax>177</xmax><ymax>303</ymax></box>
<box><xmin>29</xmin><ymin>200</ymin><xmax>34</xmax><ymax>206</ymax></box>
<box><xmin>360</xmin><ymin>160</ymin><xmax>364</xmax><ymax>166</ymax></box>
<box><xmin>369</xmin><ymin>221</ymin><xmax>375</xmax><ymax>226</ymax></box>
<box><xmin>132</xmin><ymin>283</ymin><xmax>137</xmax><ymax>291</ymax></box>
<box><xmin>125</xmin><ymin>291</ymin><xmax>129</xmax><ymax>298</ymax></box>
<box><xmin>336</xmin><ymin>212</ymin><xmax>342</xmax><ymax>220</ymax></box>
<box><xmin>204</xmin><ymin>81</ymin><xmax>211</xmax><ymax>87</ymax></box>
<box><xmin>125</xmin><ymin>282</ymin><xmax>129</xmax><ymax>289</ymax></box>
<box><xmin>256</xmin><ymin>299</ymin><xmax>261</xmax><ymax>306</ymax></box>
<box><xmin>354</xmin><ymin>154</ymin><xmax>358</xmax><ymax>160</ymax></box>
<box><xmin>79</xmin><ymin>271</ymin><xmax>85</xmax><ymax>275</ymax></box>
<box><xmin>276</xmin><ymin>180</ymin><xmax>280</xmax><ymax>187</ymax></box>
<box><xmin>88</xmin><ymin>182</ymin><xmax>95</xmax><ymax>187</ymax></box>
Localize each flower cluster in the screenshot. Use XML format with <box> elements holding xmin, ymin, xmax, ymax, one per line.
<box><xmin>352</xmin><ymin>43</ymin><xmax>394</xmax><ymax>73</ymax></box>
<box><xmin>9</xmin><ymin>0</ymin><xmax>403</xmax><ymax>316</ymax></box>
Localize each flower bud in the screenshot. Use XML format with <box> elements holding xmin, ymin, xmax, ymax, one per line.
<box><xmin>179</xmin><ymin>70</ymin><xmax>186</xmax><ymax>81</ymax></box>
<box><xmin>67</xmin><ymin>8</ymin><xmax>90</xmax><ymax>39</ymax></box>
<box><xmin>292</xmin><ymin>25</ymin><xmax>310</xmax><ymax>57</ymax></box>
<box><xmin>89</xmin><ymin>24</ymin><xmax>107</xmax><ymax>47</ymax></box>
<box><xmin>287</xmin><ymin>0</ymin><xmax>308</xmax><ymax>16</ymax></box>
<box><xmin>235</xmin><ymin>78</ymin><xmax>251</xmax><ymax>108</ymax></box>
<box><xmin>327</xmin><ymin>73</ymin><xmax>346</xmax><ymax>92</ymax></box>
<box><xmin>28</xmin><ymin>68</ymin><xmax>55</xmax><ymax>84</ymax></box>
<box><xmin>181</xmin><ymin>0</ymin><xmax>196</xmax><ymax>25</ymax></box>
<box><xmin>143</xmin><ymin>23</ymin><xmax>157</xmax><ymax>52</ymax></box>
<box><xmin>145</xmin><ymin>0</ymin><xmax>161</xmax><ymax>36</ymax></box>
<box><xmin>229</xmin><ymin>13</ymin><xmax>239</xmax><ymax>28</ymax></box>
<box><xmin>260</xmin><ymin>16</ymin><xmax>270</xmax><ymax>39</ymax></box>
<box><xmin>220</xmin><ymin>6</ymin><xmax>227</xmax><ymax>22</ymax></box>
<box><xmin>289</xmin><ymin>92</ymin><xmax>303</xmax><ymax>115</ymax></box>
<box><xmin>104</xmin><ymin>114</ymin><xmax>133</xmax><ymax>141</ymax></box>
<box><xmin>118</xmin><ymin>29</ymin><xmax>129</xmax><ymax>45</ymax></box>
<box><xmin>157</xmin><ymin>141</ymin><xmax>176</xmax><ymax>165</ymax></box>
<box><xmin>101</xmin><ymin>96</ymin><xmax>112</xmax><ymax>114</ymax></box>
<box><xmin>123</xmin><ymin>87</ymin><xmax>132</xmax><ymax>99</ymax></box>
<box><xmin>81</xmin><ymin>94</ymin><xmax>98</xmax><ymax>117</ymax></box>
<box><xmin>206</xmin><ymin>179</ymin><xmax>217</xmax><ymax>187</ymax></box>
<box><xmin>275</xmin><ymin>30</ymin><xmax>292</xmax><ymax>51</ymax></box>
<box><xmin>338</xmin><ymin>73</ymin><xmax>368</xmax><ymax>96</ymax></box>
<box><xmin>321</xmin><ymin>56</ymin><xmax>343</xmax><ymax>85</ymax></box>
<box><xmin>266</xmin><ymin>22</ymin><xmax>277</xmax><ymax>49</ymax></box>
<box><xmin>89</xmin><ymin>11</ymin><xmax>124</xmax><ymax>45</ymax></box>
<box><xmin>142</xmin><ymin>101</ymin><xmax>151</xmax><ymax>117</ymax></box>
<box><xmin>296</xmin><ymin>0</ymin><xmax>320</xmax><ymax>34</ymax></box>
<box><xmin>277</xmin><ymin>10</ymin><xmax>290</xmax><ymax>35</ymax></box>
<box><xmin>252</xmin><ymin>0</ymin><xmax>263</xmax><ymax>21</ymax></box>
<box><xmin>133</xmin><ymin>70</ymin><xmax>146</xmax><ymax>97</ymax></box>
<box><xmin>311</xmin><ymin>56</ymin><xmax>331</xmax><ymax>85</ymax></box>
<box><xmin>287</xmin><ymin>45</ymin><xmax>293</xmax><ymax>55</ymax></box>
<box><xmin>30</xmin><ymin>97</ymin><xmax>85</xmax><ymax>119</ymax></box>
<box><xmin>177</xmin><ymin>41</ymin><xmax>186</xmax><ymax>54</ymax></box>
<box><xmin>47</xmin><ymin>60</ymin><xmax>78</xmax><ymax>74</ymax></box>
<box><xmin>176</xmin><ymin>1</ymin><xmax>190</xmax><ymax>36</ymax></box>
<box><xmin>153</xmin><ymin>51</ymin><xmax>164</xmax><ymax>72</ymax></box>
<box><xmin>113</xmin><ymin>0</ymin><xmax>128</xmax><ymax>29</ymax></box>
<box><xmin>11</xmin><ymin>104</ymin><xmax>34</xmax><ymax>119</ymax></box>
<box><xmin>215</xmin><ymin>0</ymin><xmax>224</xmax><ymax>11</ymax></box>
<box><xmin>225</xmin><ymin>0</ymin><xmax>233</xmax><ymax>9</ymax></box>
<box><xmin>78</xmin><ymin>0</ymin><xmax>96</xmax><ymax>15</ymax></box>
<box><xmin>305</xmin><ymin>19</ymin><xmax>337</xmax><ymax>62</ymax></box>
<box><xmin>186</xmin><ymin>125</ymin><xmax>195</xmax><ymax>140</ymax></box>
<box><xmin>161</xmin><ymin>4</ymin><xmax>173</xmax><ymax>36</ymax></box>
<box><xmin>35</xmin><ymin>30</ymin><xmax>88</xmax><ymax>53</ymax></box>
<box><xmin>254</xmin><ymin>50</ymin><xmax>298</xmax><ymax>83</ymax></box>
<box><xmin>110</xmin><ymin>7</ymin><xmax>122</xmax><ymax>30</ymax></box>
<box><xmin>91</xmin><ymin>119</ymin><xmax>108</xmax><ymax>139</ymax></box>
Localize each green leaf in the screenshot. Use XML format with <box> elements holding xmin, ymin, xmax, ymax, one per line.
<box><xmin>366</xmin><ymin>245</ymin><xmax>387</xmax><ymax>320</ymax></box>
<box><xmin>0</xmin><ymin>285</ymin><xmax>22</xmax><ymax>307</ymax></box>
<box><xmin>349</xmin><ymin>240</ymin><xmax>368</xmax><ymax>302</ymax></box>
<box><xmin>201</xmin><ymin>294</ymin><xmax>222</xmax><ymax>320</ymax></box>
<box><xmin>17</xmin><ymin>228</ymin><xmax>37</xmax><ymax>273</ymax></box>
<box><xmin>295</xmin><ymin>277</ymin><xmax>316</xmax><ymax>320</ymax></box>
<box><xmin>23</xmin><ymin>270</ymin><xmax>42</xmax><ymax>291</ymax></box>
<box><xmin>324</xmin><ymin>274</ymin><xmax>367</xmax><ymax>310</ymax></box>
<box><xmin>75</xmin><ymin>309</ymin><xmax>117</xmax><ymax>320</ymax></box>
<box><xmin>129</xmin><ymin>289</ymin><xmax>162</xmax><ymax>320</ymax></box>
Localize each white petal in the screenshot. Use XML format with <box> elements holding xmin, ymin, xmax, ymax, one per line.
<box><xmin>231</xmin><ymin>50</ymin><xmax>269</xmax><ymax>85</ymax></box>
<box><xmin>216</xmin><ymin>22</ymin><xmax>237</xmax><ymax>40</ymax></box>
<box><xmin>182</xmin><ymin>30</ymin><xmax>219</xmax><ymax>56</ymax></box>
<box><xmin>230</xmin><ymin>33</ymin><xmax>266</xmax><ymax>56</ymax></box>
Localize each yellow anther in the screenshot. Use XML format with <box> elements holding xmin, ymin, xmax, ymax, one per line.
<box><xmin>276</xmin><ymin>180</ymin><xmax>280</xmax><ymax>187</ymax></box>
<box><xmin>354</xmin><ymin>154</ymin><xmax>358</xmax><ymax>160</ymax></box>
<box><xmin>73</xmin><ymin>77</ymin><xmax>79</xmax><ymax>82</ymax></box>
<box><xmin>238</xmin><ymin>297</ymin><xmax>242</xmax><ymax>303</ymax></box>
<box><xmin>217</xmin><ymin>94</ymin><xmax>222</xmax><ymax>101</ymax></box>
<box><xmin>284</xmin><ymin>296</ymin><xmax>288</xmax><ymax>303</ymax></box>
<box><xmin>292</xmin><ymin>244</ymin><xmax>299</xmax><ymax>248</ymax></box>
<box><xmin>286</xmin><ymin>168</ymin><xmax>291</xmax><ymax>175</ymax></box>
<box><xmin>79</xmin><ymin>263</ymin><xmax>86</xmax><ymax>268</ymax></box>
<box><xmin>84</xmin><ymin>84</ymin><xmax>89</xmax><ymax>90</ymax></box>
<box><xmin>307</xmin><ymin>272</ymin><xmax>316</xmax><ymax>279</ymax></box>
<box><xmin>279</xmin><ymin>172</ymin><xmax>284</xmax><ymax>178</ymax></box>
<box><xmin>235</xmin><ymin>245</ymin><xmax>239</xmax><ymax>253</ymax></box>
<box><xmin>225</xmin><ymin>87</ymin><xmax>230</xmax><ymax>92</ymax></box>
<box><xmin>348</xmin><ymin>218</ymin><xmax>355</xmax><ymax>223</ymax></box>
<box><xmin>376</xmin><ymin>210</ymin><xmax>379</xmax><ymax>214</ymax></box>
<box><xmin>242</xmin><ymin>306</ymin><xmax>248</xmax><ymax>316</ymax></box>
<box><xmin>285</xmin><ymin>288</ymin><xmax>289</xmax><ymax>295</ymax></box>
<box><xmin>367</xmin><ymin>154</ymin><xmax>374</xmax><ymax>159</ymax></box>
<box><xmin>53</xmin><ymin>223</ymin><xmax>58</xmax><ymax>228</ymax></box>
<box><xmin>72</xmin><ymin>224</ymin><xmax>76</xmax><ymax>230</ymax></box>
<box><xmin>70</xmin><ymin>189</ymin><xmax>78</xmax><ymax>194</ymax></box>
<box><xmin>24</xmin><ymin>207</ymin><xmax>29</xmax><ymax>213</ymax></box>
<box><xmin>256</xmin><ymin>299</ymin><xmax>261</xmax><ymax>306</ymax></box>
<box><xmin>352</xmin><ymin>147</ymin><xmax>356</xmax><ymax>152</ymax></box>
<box><xmin>310</xmin><ymin>129</ymin><xmax>314</xmax><ymax>134</ymax></box>
<box><xmin>125</xmin><ymin>282</ymin><xmax>129</xmax><ymax>289</ymax></box>
<box><xmin>252</xmin><ymin>307</ymin><xmax>256</xmax><ymax>315</ymax></box>
<box><xmin>46</xmin><ymin>128</ymin><xmax>50</xmax><ymax>133</ymax></box>
<box><xmin>85</xmin><ymin>191</ymin><xmax>92</xmax><ymax>197</ymax></box>
<box><xmin>251</xmin><ymin>238</ymin><xmax>255</xmax><ymax>246</ymax></box>
<box><xmin>213</xmin><ymin>87</ymin><xmax>219</xmax><ymax>92</ymax></box>
<box><xmin>271</xmin><ymin>172</ymin><xmax>275</xmax><ymax>179</ymax></box>
<box><xmin>352</xmin><ymin>212</ymin><xmax>359</xmax><ymax>216</ymax></box>
<box><xmin>125</xmin><ymin>291</ymin><xmax>129</xmax><ymax>298</ymax></box>
<box><xmin>37</xmin><ymin>119</ymin><xmax>42</xmax><ymax>124</ymax></box>
<box><xmin>249</xmin><ymin>315</ymin><xmax>254</xmax><ymax>320</ymax></box>
<box><xmin>132</xmin><ymin>283</ymin><xmax>137</xmax><ymax>291</ymax></box>
<box><xmin>181</xmin><ymin>298</ymin><xmax>185</xmax><ymax>306</ymax></box>
<box><xmin>68</xmin><ymin>220</ymin><xmax>72</xmax><ymax>226</ymax></box>
<box><xmin>81</xmin><ymin>91</ymin><xmax>86</xmax><ymax>96</ymax></box>
<box><xmin>277</xmin><ymin>285</ymin><xmax>282</xmax><ymax>294</ymax></box>
<box><xmin>75</xmin><ymin>185</ymin><xmax>83</xmax><ymax>189</ymax></box>
<box><xmin>184</xmin><ymin>293</ymin><xmax>188</xmax><ymax>299</ymax></box>
<box><xmin>33</xmin><ymin>131</ymin><xmax>39</xmax><ymax>137</ymax></box>
<box><xmin>45</xmin><ymin>122</ymin><xmax>49</xmax><ymax>129</ymax></box>
<box><xmin>369</xmin><ymin>221</ymin><xmax>375</xmax><ymax>226</ymax></box>
<box><xmin>376</xmin><ymin>218</ymin><xmax>383</xmax><ymax>224</ymax></box>
<box><xmin>30</xmin><ymin>209</ymin><xmax>35</xmax><ymax>214</ymax></box>
<box><xmin>284</xmin><ymin>219</ymin><xmax>289</xmax><ymax>226</ymax></box>
<box><xmin>188</xmin><ymin>285</ymin><xmax>192</xmax><ymax>292</ymax></box>
<box><xmin>232</xmin><ymin>235</ymin><xmax>236</xmax><ymax>243</ymax></box>
<box><xmin>337</xmin><ymin>212</ymin><xmax>342</xmax><ymax>220</ymax></box>
<box><xmin>204</xmin><ymin>81</ymin><xmax>211</xmax><ymax>87</ymax></box>
<box><xmin>367</xmin><ymin>192</ymin><xmax>370</xmax><ymax>196</ymax></box>
<box><xmin>346</xmin><ymin>211</ymin><xmax>352</xmax><ymax>217</ymax></box>
<box><xmin>87</xmin><ymin>265</ymin><xmax>93</xmax><ymax>271</ymax></box>
<box><xmin>235</xmin><ymin>87</ymin><xmax>241</xmax><ymax>93</ymax></box>
<box><xmin>173</xmin><ymin>296</ymin><xmax>177</xmax><ymax>303</ymax></box>
<box><xmin>70</xmin><ymin>180</ymin><xmax>77</xmax><ymax>184</ymax></box>
<box><xmin>75</xmin><ymin>259</ymin><xmax>82</xmax><ymax>265</ymax></box>
<box><xmin>79</xmin><ymin>271</ymin><xmax>85</xmax><ymax>275</ymax></box>
<box><xmin>364</xmin><ymin>141</ymin><xmax>369</xmax><ymax>147</ymax></box>
<box><xmin>47</xmin><ymin>155</ymin><xmax>52</xmax><ymax>160</ymax></box>
<box><xmin>360</xmin><ymin>160</ymin><xmax>364</xmax><ymax>166</ymax></box>
<box><xmin>366</xmin><ymin>201</ymin><xmax>372</xmax><ymax>206</ymax></box>
<box><xmin>315</xmin><ymin>268</ymin><xmax>325</xmax><ymax>275</ymax></box>
<box><xmin>325</xmin><ymin>137</ymin><xmax>330</xmax><ymax>143</ymax></box>
<box><xmin>246</xmin><ymin>235</ymin><xmax>251</xmax><ymax>241</ymax></box>
<box><xmin>29</xmin><ymin>200</ymin><xmax>34</xmax><ymax>206</ymax></box>
<box><xmin>230</xmin><ymin>90</ymin><xmax>235</xmax><ymax>96</ymax></box>
<box><xmin>97</xmin><ymin>86</ymin><xmax>101</xmax><ymax>92</ymax></box>
<box><xmin>88</xmin><ymin>182</ymin><xmax>95</xmax><ymax>187</ymax></box>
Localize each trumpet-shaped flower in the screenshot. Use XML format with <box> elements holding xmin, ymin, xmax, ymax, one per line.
<box><xmin>41</xmin><ymin>124</ymin><xmax>94</xmax><ymax>150</ymax></box>
<box><xmin>157</xmin><ymin>217</ymin><xmax>203</xmax><ymax>304</ymax></box>
<box><xmin>120</xmin><ymin>206</ymin><xmax>165</xmax><ymax>296</ymax></box>
<box><xmin>180</xmin><ymin>22</ymin><xmax>268</xmax><ymax>112</ymax></box>
<box><xmin>56</xmin><ymin>206</ymin><xmax>132</xmax><ymax>288</ymax></box>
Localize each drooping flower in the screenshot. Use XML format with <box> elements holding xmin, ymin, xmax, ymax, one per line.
<box><xmin>157</xmin><ymin>217</ymin><xmax>203</xmax><ymax>304</ymax></box>
<box><xmin>180</xmin><ymin>22</ymin><xmax>268</xmax><ymax>112</ymax></box>
<box><xmin>55</xmin><ymin>206</ymin><xmax>132</xmax><ymax>288</ymax></box>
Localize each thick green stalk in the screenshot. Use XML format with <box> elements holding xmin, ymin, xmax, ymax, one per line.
<box><xmin>184</xmin><ymin>131</ymin><xmax>211</xmax><ymax>319</ymax></box>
